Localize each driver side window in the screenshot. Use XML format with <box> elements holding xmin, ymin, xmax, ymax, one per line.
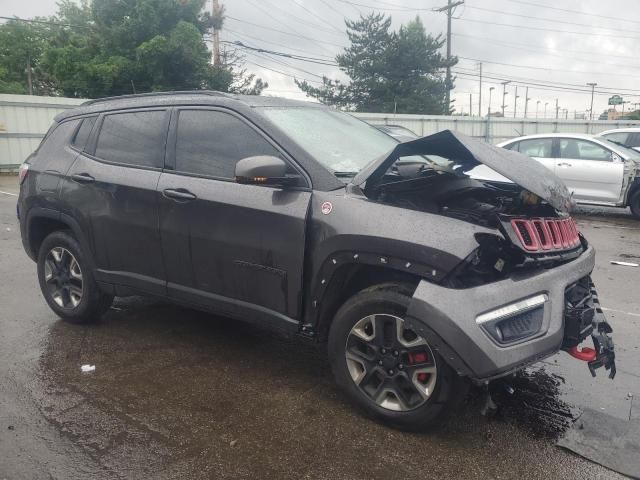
<box><xmin>175</xmin><ymin>110</ymin><xmax>284</xmax><ymax>179</ymax></box>
<box><xmin>560</xmin><ymin>139</ymin><xmax>612</xmax><ymax>161</ymax></box>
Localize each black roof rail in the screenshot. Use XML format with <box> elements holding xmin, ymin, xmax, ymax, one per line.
<box><xmin>81</xmin><ymin>90</ymin><xmax>231</xmax><ymax>106</ymax></box>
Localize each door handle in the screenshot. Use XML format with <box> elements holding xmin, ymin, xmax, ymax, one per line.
<box><xmin>71</xmin><ymin>173</ymin><xmax>95</xmax><ymax>183</ymax></box>
<box><xmin>162</xmin><ymin>188</ymin><xmax>197</xmax><ymax>201</ymax></box>
<box><xmin>557</xmin><ymin>162</ymin><xmax>572</xmax><ymax>167</ymax></box>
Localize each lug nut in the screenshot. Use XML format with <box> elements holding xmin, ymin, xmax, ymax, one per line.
<box><xmin>388</xmin><ymin>369</ymin><xmax>394</xmax><ymax>375</ymax></box>
<box><xmin>393</xmin><ymin>350</ymin><xmax>399</xmax><ymax>356</ymax></box>
<box><xmin>378</xmin><ymin>360</ymin><xmax>383</xmax><ymax>366</ymax></box>
<box><xmin>399</xmin><ymin>364</ymin><xmax>404</xmax><ymax>370</ymax></box>
<box><xmin>381</xmin><ymin>348</ymin><xmax>387</xmax><ymax>354</ymax></box>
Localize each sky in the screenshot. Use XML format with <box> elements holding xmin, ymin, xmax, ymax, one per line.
<box><xmin>2</xmin><ymin>0</ymin><xmax>639</xmax><ymax>119</ymax></box>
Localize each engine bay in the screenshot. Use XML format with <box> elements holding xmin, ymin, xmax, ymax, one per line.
<box><xmin>369</xmin><ymin>159</ymin><xmax>559</xmax><ymax>229</ymax></box>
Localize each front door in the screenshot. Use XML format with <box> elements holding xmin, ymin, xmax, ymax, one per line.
<box><xmin>158</xmin><ymin>108</ymin><xmax>311</xmax><ymax>320</ymax></box>
<box><xmin>554</xmin><ymin>138</ymin><xmax>624</xmax><ymax>204</ymax></box>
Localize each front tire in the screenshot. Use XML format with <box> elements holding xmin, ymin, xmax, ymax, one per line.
<box><xmin>328</xmin><ymin>284</ymin><xmax>466</xmax><ymax>431</ymax></box>
<box><xmin>37</xmin><ymin>231</ymin><xmax>113</xmax><ymax>323</ymax></box>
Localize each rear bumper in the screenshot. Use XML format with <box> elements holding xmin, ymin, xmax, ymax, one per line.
<box><xmin>406</xmin><ymin>245</ymin><xmax>597</xmax><ymax>380</ymax></box>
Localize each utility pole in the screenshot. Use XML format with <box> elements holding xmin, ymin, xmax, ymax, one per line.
<box><xmin>212</xmin><ymin>0</ymin><xmax>222</xmax><ymax>65</ymax></box>
<box><xmin>587</xmin><ymin>82</ymin><xmax>597</xmax><ymax>121</ymax></box>
<box><xmin>536</xmin><ymin>100</ymin><xmax>540</xmax><ymax>118</ymax></box>
<box><xmin>501</xmin><ymin>81</ymin><xmax>510</xmax><ymax>117</ymax></box>
<box><xmin>486</xmin><ymin>87</ymin><xmax>494</xmax><ymax>141</ymax></box>
<box><xmin>26</xmin><ymin>56</ymin><xmax>33</xmax><ymax>96</ymax></box>
<box><xmin>513</xmin><ymin>86</ymin><xmax>519</xmax><ymax>118</ymax></box>
<box><xmin>524</xmin><ymin>87</ymin><xmax>530</xmax><ymax>119</ymax></box>
<box><xmin>469</xmin><ymin>93</ymin><xmax>472</xmax><ymax>117</ymax></box>
<box><xmin>544</xmin><ymin>102</ymin><xmax>548</xmax><ymax>118</ymax></box>
<box><xmin>555</xmin><ymin>98</ymin><xmax>559</xmax><ymax>119</ymax></box>
<box><xmin>436</xmin><ymin>0</ymin><xmax>464</xmax><ymax>113</ymax></box>
<box><xmin>478</xmin><ymin>62</ymin><xmax>483</xmax><ymax>117</ymax></box>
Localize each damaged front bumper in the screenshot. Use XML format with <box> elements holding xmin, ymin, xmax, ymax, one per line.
<box><xmin>405</xmin><ymin>245</ymin><xmax>616</xmax><ymax>380</ymax></box>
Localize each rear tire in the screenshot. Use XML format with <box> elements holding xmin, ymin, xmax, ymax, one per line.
<box><xmin>630</xmin><ymin>189</ymin><xmax>640</xmax><ymax>219</ymax></box>
<box><xmin>328</xmin><ymin>283</ymin><xmax>466</xmax><ymax>431</ymax></box>
<box><xmin>37</xmin><ymin>231</ymin><xmax>113</xmax><ymax>324</ymax></box>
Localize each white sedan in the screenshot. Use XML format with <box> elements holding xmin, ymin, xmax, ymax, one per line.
<box><xmin>469</xmin><ymin>133</ymin><xmax>640</xmax><ymax>218</ymax></box>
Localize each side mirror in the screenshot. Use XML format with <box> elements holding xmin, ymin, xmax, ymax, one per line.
<box><xmin>612</xmin><ymin>152</ymin><xmax>623</xmax><ymax>163</ymax></box>
<box><xmin>235</xmin><ymin>155</ymin><xmax>295</xmax><ymax>187</ymax></box>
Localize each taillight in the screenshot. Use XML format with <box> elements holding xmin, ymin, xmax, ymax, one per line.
<box><xmin>18</xmin><ymin>163</ymin><xmax>29</xmax><ymax>185</ymax></box>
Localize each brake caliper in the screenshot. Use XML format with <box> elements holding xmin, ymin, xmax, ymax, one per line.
<box><xmin>562</xmin><ymin>278</ymin><xmax>616</xmax><ymax>379</ymax></box>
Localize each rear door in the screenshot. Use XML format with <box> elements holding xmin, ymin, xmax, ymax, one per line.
<box><xmin>61</xmin><ymin>109</ymin><xmax>169</xmax><ymax>295</ymax></box>
<box><xmin>554</xmin><ymin>138</ymin><xmax>624</xmax><ymax>203</ymax></box>
<box><xmin>157</xmin><ymin>108</ymin><xmax>311</xmax><ymax>320</ymax></box>
<box><xmin>513</xmin><ymin>138</ymin><xmax>556</xmax><ymax>173</ymax></box>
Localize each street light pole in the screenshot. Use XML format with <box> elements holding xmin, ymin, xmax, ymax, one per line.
<box><xmin>544</xmin><ymin>102</ymin><xmax>548</xmax><ymax>118</ymax></box>
<box><xmin>513</xmin><ymin>86</ymin><xmax>519</xmax><ymax>118</ymax></box>
<box><xmin>587</xmin><ymin>82</ymin><xmax>597</xmax><ymax>121</ymax></box>
<box><xmin>524</xmin><ymin>87</ymin><xmax>530</xmax><ymax>118</ymax></box>
<box><xmin>536</xmin><ymin>100</ymin><xmax>540</xmax><ymax>118</ymax></box>
<box><xmin>501</xmin><ymin>81</ymin><xmax>510</xmax><ymax>117</ymax></box>
<box><xmin>488</xmin><ymin>87</ymin><xmax>494</xmax><ymax>116</ymax></box>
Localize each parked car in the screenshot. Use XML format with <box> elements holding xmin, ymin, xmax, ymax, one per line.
<box><xmin>18</xmin><ymin>92</ymin><xmax>615</xmax><ymax>430</ymax></box>
<box><xmin>470</xmin><ymin>133</ymin><xmax>640</xmax><ymax>218</ymax></box>
<box><xmin>598</xmin><ymin>128</ymin><xmax>640</xmax><ymax>152</ymax></box>
<box><xmin>372</xmin><ymin>124</ymin><xmax>419</xmax><ymax>142</ymax></box>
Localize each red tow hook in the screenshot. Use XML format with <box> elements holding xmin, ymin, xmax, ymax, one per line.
<box><xmin>568</xmin><ymin>345</ymin><xmax>597</xmax><ymax>362</ymax></box>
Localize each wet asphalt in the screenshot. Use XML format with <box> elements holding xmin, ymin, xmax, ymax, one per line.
<box><xmin>0</xmin><ymin>175</ymin><xmax>637</xmax><ymax>479</ymax></box>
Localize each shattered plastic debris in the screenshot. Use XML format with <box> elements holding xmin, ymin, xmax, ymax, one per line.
<box><xmin>610</xmin><ymin>261</ymin><xmax>639</xmax><ymax>267</ymax></box>
<box><xmin>80</xmin><ymin>364</ymin><xmax>96</xmax><ymax>373</ymax></box>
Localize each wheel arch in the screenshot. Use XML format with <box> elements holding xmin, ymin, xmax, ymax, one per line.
<box><xmin>305</xmin><ymin>252</ymin><xmax>431</xmax><ymax>341</ymax></box>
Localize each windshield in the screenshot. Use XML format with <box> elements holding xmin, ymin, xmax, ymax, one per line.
<box><xmin>260</xmin><ymin>107</ymin><xmax>402</xmax><ymax>175</ymax></box>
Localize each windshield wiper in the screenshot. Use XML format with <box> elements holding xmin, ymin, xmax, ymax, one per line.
<box><xmin>607</xmin><ymin>139</ymin><xmax>631</xmax><ymax>149</ymax></box>
<box><xmin>333</xmin><ymin>171</ymin><xmax>359</xmax><ymax>177</ymax></box>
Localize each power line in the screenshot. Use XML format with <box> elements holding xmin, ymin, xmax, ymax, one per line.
<box><xmin>225</xmin><ymin>16</ymin><xmax>347</xmax><ymax>48</ymax></box>
<box><xmin>224</xmin><ymin>28</ymin><xmax>336</xmax><ymax>60</ymax></box>
<box><xmin>453</xmin><ymin>32</ymin><xmax>639</xmax><ymax>63</ymax></box>
<box><xmin>504</xmin><ymin>0</ymin><xmax>640</xmax><ymax>25</ymax></box>
<box><xmin>289</xmin><ymin>0</ymin><xmax>346</xmax><ymax>34</ymax></box>
<box><xmin>224</xmin><ymin>41</ymin><xmax>338</xmax><ymax>66</ymax></box>
<box><xmin>465</xmin><ymin>4</ymin><xmax>640</xmax><ymax>35</ymax></box>
<box><xmin>457</xmin><ymin>56</ymin><xmax>640</xmax><ymax>81</ymax></box>
<box><xmin>244</xmin><ymin>59</ymin><xmax>323</xmax><ymax>84</ymax></box>
<box><xmin>256</xmin><ymin>0</ymin><xmax>345</xmax><ymax>36</ymax></box>
<box><xmin>456</xmin><ymin>16</ymin><xmax>640</xmax><ymax>41</ymax></box>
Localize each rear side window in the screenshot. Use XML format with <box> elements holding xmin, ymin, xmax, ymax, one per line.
<box><xmin>602</xmin><ymin>132</ymin><xmax>629</xmax><ymax>144</ymax></box>
<box><xmin>175</xmin><ymin>110</ymin><xmax>283</xmax><ymax>178</ymax></box>
<box><xmin>95</xmin><ymin>111</ymin><xmax>166</xmax><ymax>168</ymax></box>
<box><xmin>30</xmin><ymin>120</ymin><xmax>80</xmax><ymax>169</ymax></box>
<box><xmin>628</xmin><ymin>133</ymin><xmax>640</xmax><ymax>148</ymax></box>
<box><xmin>71</xmin><ymin>116</ymin><xmax>97</xmax><ymax>151</ymax></box>
<box><xmin>517</xmin><ymin>138</ymin><xmax>553</xmax><ymax>158</ymax></box>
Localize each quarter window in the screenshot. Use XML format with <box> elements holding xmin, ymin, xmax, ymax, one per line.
<box><xmin>175</xmin><ymin>110</ymin><xmax>283</xmax><ymax>178</ymax></box>
<box><xmin>560</xmin><ymin>139</ymin><xmax>612</xmax><ymax>161</ymax></box>
<box><xmin>517</xmin><ymin>138</ymin><xmax>553</xmax><ymax>158</ymax></box>
<box><xmin>95</xmin><ymin>111</ymin><xmax>166</xmax><ymax>168</ymax></box>
<box><xmin>71</xmin><ymin>116</ymin><xmax>97</xmax><ymax>151</ymax></box>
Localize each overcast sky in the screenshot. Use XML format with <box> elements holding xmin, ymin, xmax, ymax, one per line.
<box><xmin>2</xmin><ymin>0</ymin><xmax>639</xmax><ymax>118</ymax></box>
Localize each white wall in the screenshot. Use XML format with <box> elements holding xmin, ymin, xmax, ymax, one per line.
<box><xmin>3</xmin><ymin>94</ymin><xmax>640</xmax><ymax>170</ymax></box>
<box><xmin>0</xmin><ymin>94</ymin><xmax>86</xmax><ymax>170</ymax></box>
<box><xmin>353</xmin><ymin>113</ymin><xmax>640</xmax><ymax>144</ymax></box>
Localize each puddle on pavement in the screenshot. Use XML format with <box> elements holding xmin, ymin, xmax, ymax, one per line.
<box><xmin>31</xmin><ymin>297</ymin><xmax>615</xmax><ymax>479</ymax></box>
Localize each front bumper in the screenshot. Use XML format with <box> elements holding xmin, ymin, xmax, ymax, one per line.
<box><xmin>406</xmin><ymin>245</ymin><xmax>614</xmax><ymax>380</ymax></box>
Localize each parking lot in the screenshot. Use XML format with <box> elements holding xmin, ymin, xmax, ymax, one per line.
<box><xmin>0</xmin><ymin>174</ymin><xmax>638</xmax><ymax>480</ymax></box>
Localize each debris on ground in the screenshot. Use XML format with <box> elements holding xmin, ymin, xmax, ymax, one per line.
<box><xmin>80</xmin><ymin>364</ymin><xmax>96</xmax><ymax>373</ymax></box>
<box><xmin>610</xmin><ymin>261</ymin><xmax>639</xmax><ymax>267</ymax></box>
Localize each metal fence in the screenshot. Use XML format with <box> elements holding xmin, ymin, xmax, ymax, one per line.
<box><xmin>0</xmin><ymin>94</ymin><xmax>85</xmax><ymax>171</ymax></box>
<box><xmin>353</xmin><ymin>113</ymin><xmax>640</xmax><ymax>144</ymax></box>
<box><xmin>3</xmin><ymin>94</ymin><xmax>640</xmax><ymax>171</ymax></box>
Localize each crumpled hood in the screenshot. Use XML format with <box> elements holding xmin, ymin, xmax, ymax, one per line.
<box><xmin>351</xmin><ymin>129</ymin><xmax>572</xmax><ymax>212</ymax></box>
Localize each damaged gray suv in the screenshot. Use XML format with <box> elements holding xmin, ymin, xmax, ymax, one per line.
<box><xmin>18</xmin><ymin>92</ymin><xmax>616</xmax><ymax>430</ymax></box>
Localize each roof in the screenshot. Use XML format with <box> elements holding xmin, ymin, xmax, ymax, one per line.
<box><xmin>498</xmin><ymin>133</ymin><xmax>601</xmax><ymax>144</ymax></box>
<box><xmin>598</xmin><ymin>128</ymin><xmax>640</xmax><ymax>135</ymax></box>
<box><xmin>54</xmin><ymin>90</ymin><xmax>322</xmax><ymax>122</ymax></box>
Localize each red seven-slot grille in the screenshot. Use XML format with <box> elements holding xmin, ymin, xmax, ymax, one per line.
<box><xmin>510</xmin><ymin>218</ymin><xmax>580</xmax><ymax>252</ymax></box>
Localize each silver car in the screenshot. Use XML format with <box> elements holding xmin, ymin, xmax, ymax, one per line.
<box><xmin>470</xmin><ymin>133</ymin><xmax>640</xmax><ymax>218</ymax></box>
<box><xmin>598</xmin><ymin>128</ymin><xmax>640</xmax><ymax>153</ymax></box>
